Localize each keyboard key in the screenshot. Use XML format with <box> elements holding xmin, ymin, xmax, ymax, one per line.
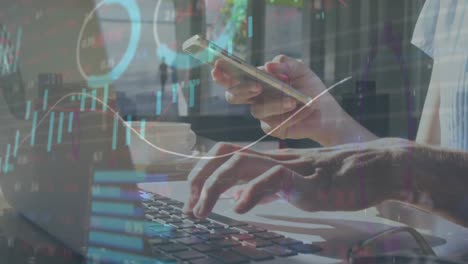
<box><xmin>153</xmin><ymin>195</ymin><xmax>170</xmax><ymax>201</ymax></box>
<box><xmin>156</xmin><ymin>218</ymin><xmax>183</xmax><ymax>225</ymax></box>
<box><xmin>217</xmin><ymin>239</ymin><xmax>241</xmax><ymax>248</ymax></box>
<box><xmin>158</xmin><ymin>243</ymin><xmax>189</xmax><ymax>253</ymax></box>
<box><xmin>171</xmin><ymin>222</ymin><xmax>195</xmax><ymax>229</ymax></box>
<box><xmin>175</xmin><ymin>237</ymin><xmax>204</xmax><ymax>246</ymax></box>
<box><xmin>184</xmin><ymin>218</ymin><xmax>210</xmax><ymax>225</ymax></box>
<box><xmin>241</xmin><ymin>239</ymin><xmax>273</xmax><ymax>248</ymax></box>
<box><xmin>145</xmin><ymin>214</ymin><xmax>155</xmax><ymax>220</ymax></box>
<box><xmin>166</xmin><ymin>218</ymin><xmax>184</xmax><ymax>224</ymax></box>
<box><xmin>230</xmin><ymin>233</ymin><xmax>254</xmax><ymax>241</ymax></box>
<box><xmin>144</xmin><ymin>208</ymin><xmax>159</xmax><ymax>214</ymax></box>
<box><xmin>145</xmin><ymin>201</ymin><xmax>161</xmax><ymax>206</ymax></box>
<box><xmin>169</xmin><ymin>206</ymin><xmax>182</xmax><ymax>212</ymax></box>
<box><xmin>172</xmin><ymin>213</ymin><xmax>190</xmax><ymax>220</ymax></box>
<box><xmin>206</xmin><ymin>214</ymin><xmax>248</xmax><ymax>228</ymax></box>
<box><xmin>149</xmin><ymin>250</ymin><xmax>179</xmax><ymax>263</ymax></box>
<box><xmin>158</xmin><ymin>205</ymin><xmax>171</xmax><ymax>210</ymax></box>
<box><xmin>261</xmin><ymin>245</ymin><xmax>297</xmax><ymax>257</ymax></box>
<box><xmin>146</xmin><ymin>224</ymin><xmax>175</xmax><ymax>238</ymax></box>
<box><xmin>153</xmin><ymin>200</ymin><xmax>168</xmax><ymax>206</ymax></box>
<box><xmin>184</xmin><ymin>228</ymin><xmax>209</xmax><ymax>235</ymax></box>
<box><xmin>234</xmin><ymin>226</ymin><xmax>266</xmax><ymax>234</ymax></box>
<box><xmin>198</xmin><ymin>222</ymin><xmax>225</xmax><ymax>230</ymax></box>
<box><xmin>169</xmin><ymin>210</ymin><xmax>182</xmax><ymax>215</ymax></box>
<box><xmin>271</xmin><ymin>237</ymin><xmax>303</xmax><ymax>246</ymax></box>
<box><xmin>211</xmin><ymin>229</ymin><xmax>240</xmax><ymax>236</ymax></box>
<box><xmin>232</xmin><ymin>246</ymin><xmax>274</xmax><ymax>261</ymax></box>
<box><xmin>209</xmin><ymin>250</ymin><xmax>249</xmax><ymax>264</ymax></box>
<box><xmin>161</xmin><ymin>230</ymin><xmax>190</xmax><ymax>239</ymax></box>
<box><xmin>197</xmin><ymin>233</ymin><xmax>225</xmax><ymax>241</ymax></box>
<box><xmin>255</xmin><ymin>232</ymin><xmax>283</xmax><ymax>240</ymax></box>
<box><xmin>166</xmin><ymin>200</ymin><xmax>183</xmax><ymax>206</ymax></box>
<box><xmin>191</xmin><ymin>243</ymin><xmax>220</xmax><ymax>253</ymax></box>
<box><xmin>148</xmin><ymin>238</ymin><xmax>171</xmax><ymax>245</ymax></box>
<box><xmin>153</xmin><ymin>219</ymin><xmax>170</xmax><ymax>225</ymax></box>
<box><xmin>288</xmin><ymin>243</ymin><xmax>322</xmax><ymax>254</ymax></box>
<box><xmin>157</xmin><ymin>204</ymin><xmax>173</xmax><ymax>209</ymax></box>
<box><xmin>161</xmin><ymin>209</ymin><xmax>180</xmax><ymax>215</ymax></box>
<box><xmin>172</xmin><ymin>250</ymin><xmax>206</xmax><ymax>261</ymax></box>
<box><xmin>190</xmin><ymin>257</ymin><xmax>222</xmax><ymax>264</ymax></box>
<box><xmin>152</xmin><ymin>213</ymin><xmax>172</xmax><ymax>219</ymax></box>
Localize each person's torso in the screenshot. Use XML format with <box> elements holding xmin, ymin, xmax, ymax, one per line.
<box><xmin>433</xmin><ymin>1</ymin><xmax>468</xmax><ymax>150</ymax></box>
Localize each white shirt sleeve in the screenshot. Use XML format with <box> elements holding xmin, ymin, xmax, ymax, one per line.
<box><xmin>411</xmin><ymin>0</ymin><xmax>441</xmax><ymax>58</ymax></box>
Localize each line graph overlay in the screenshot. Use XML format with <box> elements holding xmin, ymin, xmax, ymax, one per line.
<box><xmin>14</xmin><ymin>76</ymin><xmax>352</xmax><ymax>161</ymax></box>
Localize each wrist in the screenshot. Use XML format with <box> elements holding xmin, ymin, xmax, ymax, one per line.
<box><xmin>390</xmin><ymin>142</ymin><xmax>432</xmax><ymax>204</ymax></box>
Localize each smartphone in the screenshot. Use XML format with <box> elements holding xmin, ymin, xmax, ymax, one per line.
<box><xmin>182</xmin><ymin>34</ymin><xmax>312</xmax><ymax>105</ymax></box>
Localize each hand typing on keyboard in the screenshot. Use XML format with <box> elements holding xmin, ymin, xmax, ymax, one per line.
<box><xmin>183</xmin><ymin>139</ymin><xmax>414</xmax><ymax>218</ymax></box>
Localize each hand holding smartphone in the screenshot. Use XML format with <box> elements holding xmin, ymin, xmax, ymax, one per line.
<box><xmin>182</xmin><ymin>34</ymin><xmax>312</xmax><ymax>105</ymax></box>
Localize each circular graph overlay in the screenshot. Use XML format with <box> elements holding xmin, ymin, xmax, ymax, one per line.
<box><xmin>153</xmin><ymin>0</ymin><xmax>248</xmax><ymax>70</ymax></box>
<box><xmin>77</xmin><ymin>0</ymin><xmax>141</xmax><ymax>88</ymax></box>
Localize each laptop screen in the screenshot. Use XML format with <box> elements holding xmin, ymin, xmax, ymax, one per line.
<box><xmin>0</xmin><ymin>0</ymin><xmax>155</xmax><ymax>259</ymax></box>
<box><xmin>0</xmin><ymin>0</ymin><xmax>235</xmax><ymax>261</ymax></box>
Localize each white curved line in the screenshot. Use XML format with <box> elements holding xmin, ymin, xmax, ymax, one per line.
<box><xmin>17</xmin><ymin>76</ymin><xmax>352</xmax><ymax>160</ymax></box>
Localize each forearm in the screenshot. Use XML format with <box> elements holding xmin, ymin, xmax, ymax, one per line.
<box><xmin>416</xmin><ymin>66</ymin><xmax>440</xmax><ymax>145</ymax></box>
<box><xmin>400</xmin><ymin>144</ymin><xmax>468</xmax><ymax>227</ymax></box>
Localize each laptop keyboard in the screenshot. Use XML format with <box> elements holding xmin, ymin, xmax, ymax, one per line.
<box><xmin>141</xmin><ymin>193</ymin><xmax>322</xmax><ymax>263</ymax></box>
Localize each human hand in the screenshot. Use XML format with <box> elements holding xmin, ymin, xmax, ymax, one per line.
<box><xmin>183</xmin><ymin>139</ymin><xmax>414</xmax><ymax>218</ymax></box>
<box><xmin>212</xmin><ymin>55</ymin><xmax>361</xmax><ymax>145</ymax></box>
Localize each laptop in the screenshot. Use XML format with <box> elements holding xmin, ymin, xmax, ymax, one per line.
<box><xmin>0</xmin><ymin>1</ymin><xmax>333</xmax><ymax>263</ymax></box>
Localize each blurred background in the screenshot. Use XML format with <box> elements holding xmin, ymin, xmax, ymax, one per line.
<box><xmin>106</xmin><ymin>0</ymin><xmax>432</xmax><ymax>146</ymax></box>
<box><xmin>0</xmin><ymin>0</ymin><xmax>432</xmax><ymax>147</ymax></box>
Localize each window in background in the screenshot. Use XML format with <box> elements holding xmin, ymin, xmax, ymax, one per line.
<box><xmin>263</xmin><ymin>2</ymin><xmax>303</xmax><ymax>61</ymax></box>
<box><xmin>93</xmin><ymin>0</ymin><xmax>179</xmax><ymax>117</ymax></box>
<box><xmin>199</xmin><ymin>0</ymin><xmax>250</xmax><ymax>116</ymax></box>
<box><xmin>262</xmin><ymin>1</ymin><xmax>321</xmax><ymax>148</ymax></box>
<box><xmin>312</xmin><ymin>0</ymin><xmax>432</xmax><ymax>139</ymax></box>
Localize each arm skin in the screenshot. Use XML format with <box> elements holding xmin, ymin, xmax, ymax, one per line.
<box><xmin>416</xmin><ymin>66</ymin><xmax>441</xmax><ymax>145</ymax></box>
<box><xmin>183</xmin><ymin>140</ymin><xmax>468</xmax><ymax>228</ymax></box>
<box><xmin>333</xmin><ymin>65</ymin><xmax>457</xmax><ymax>223</ymax></box>
<box><xmin>406</xmin><ymin>144</ymin><xmax>468</xmax><ymax>227</ymax></box>
<box><xmin>322</xmin><ymin>70</ymin><xmax>468</xmax><ymax>226</ymax></box>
